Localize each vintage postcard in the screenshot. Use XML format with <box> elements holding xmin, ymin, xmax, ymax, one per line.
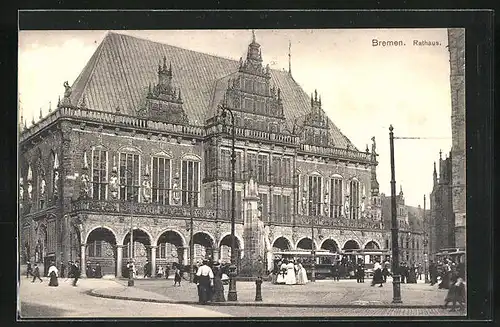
<box><xmin>18</xmin><ymin>28</ymin><xmax>466</xmax><ymax>318</ymax></box>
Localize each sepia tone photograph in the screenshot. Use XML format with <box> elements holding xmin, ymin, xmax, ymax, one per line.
<box><xmin>18</xmin><ymin>27</ymin><xmax>466</xmax><ymax>318</ymax></box>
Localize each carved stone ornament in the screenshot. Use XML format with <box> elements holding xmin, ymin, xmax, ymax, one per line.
<box><xmin>80</xmin><ymin>173</ymin><xmax>90</xmax><ymax>199</ymax></box>
<box><xmin>142</xmin><ymin>179</ymin><xmax>152</xmax><ymax>203</ymax></box>
<box><xmin>292</xmin><ymin>226</ymin><xmax>299</xmax><ymax>243</ymax></box>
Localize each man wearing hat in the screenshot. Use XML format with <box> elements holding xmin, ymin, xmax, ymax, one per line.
<box><xmin>195</xmin><ymin>259</ymin><xmax>214</xmax><ymax>304</ymax></box>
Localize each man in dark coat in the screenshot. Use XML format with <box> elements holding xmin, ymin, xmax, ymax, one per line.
<box><xmin>356</xmin><ymin>260</ymin><xmax>365</xmax><ymax>283</ymax></box>
<box><xmin>72</xmin><ymin>262</ymin><xmax>81</xmax><ymax>286</ymax></box>
<box><xmin>95</xmin><ymin>262</ymin><xmax>102</xmax><ymax>278</ymax></box>
<box><xmin>429</xmin><ymin>260</ymin><xmax>438</xmax><ymax>285</ymax></box>
<box><xmin>26</xmin><ymin>261</ymin><xmax>33</xmax><ymax>278</ymax></box>
<box><xmin>60</xmin><ymin>261</ymin><xmax>66</xmax><ymax>279</ymax></box>
<box><xmin>31</xmin><ymin>264</ymin><xmax>43</xmax><ymax>283</ymax></box>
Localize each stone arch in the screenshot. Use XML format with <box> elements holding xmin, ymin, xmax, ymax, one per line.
<box><xmin>154</xmin><ymin>229</ymin><xmax>187</xmax><ymax>247</ymax></box>
<box><xmin>85</xmin><ymin>225</ymin><xmax>119</xmax><ymax>245</ymax></box>
<box><xmin>85</xmin><ymin>227</ymin><xmax>118</xmax><ymax>276</ymax></box>
<box><xmin>271</xmin><ymin>236</ymin><xmax>293</xmax><ymax>251</ymax></box>
<box><xmin>121</xmin><ymin>228</ymin><xmax>154</xmax><ymax>247</ymax></box>
<box><xmin>219</xmin><ymin>233</ymin><xmax>244</xmax><ymax>262</ymax></box>
<box><xmin>295</xmin><ymin>237</ymin><xmax>319</xmax><ymax>250</ymax></box>
<box><xmin>155</xmin><ymin>230</ymin><xmax>186</xmax><ymax>265</ymax></box>
<box><xmin>320</xmin><ymin>238</ymin><xmax>340</xmax><ymax>252</ymax></box>
<box><xmin>192</xmin><ymin>231</ymin><xmax>216</xmax><ymax>262</ymax></box>
<box><xmin>343</xmin><ymin>239</ymin><xmax>361</xmax><ymax>250</ymax></box>
<box><xmin>117</xmin><ymin>145</ymin><xmax>143</xmax><ymax>154</ymax></box>
<box><xmin>364</xmin><ymin>240</ymin><xmax>381</xmax><ymax>250</ymax></box>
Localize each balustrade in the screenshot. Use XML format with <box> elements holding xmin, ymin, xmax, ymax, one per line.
<box><xmin>294</xmin><ymin>214</ymin><xmax>383</xmax><ymax>230</ymax></box>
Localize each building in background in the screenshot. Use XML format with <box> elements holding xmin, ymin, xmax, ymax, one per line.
<box><xmin>381</xmin><ymin>187</ymin><xmax>425</xmax><ymax>265</ymax></box>
<box><xmin>429</xmin><ymin>151</ymin><xmax>455</xmax><ymax>258</ymax></box>
<box><xmin>18</xmin><ymin>31</ymin><xmax>384</xmax><ymax>277</ymax></box>
<box><xmin>448</xmin><ymin>28</ymin><xmax>466</xmax><ymax>249</ymax></box>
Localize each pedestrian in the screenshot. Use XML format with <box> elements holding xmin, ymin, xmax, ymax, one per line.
<box><xmin>144</xmin><ymin>260</ymin><xmax>150</xmax><ymax>278</ymax></box>
<box><xmin>296</xmin><ymin>260</ymin><xmax>309</xmax><ymax>285</ymax></box>
<box><xmin>271</xmin><ymin>259</ymin><xmax>279</xmax><ymax>284</ymax></box>
<box><xmin>429</xmin><ymin>260</ymin><xmax>438</xmax><ymax>285</ymax></box>
<box><xmin>195</xmin><ymin>259</ymin><xmax>214</xmax><ymax>305</ymax></box>
<box><xmin>48</xmin><ymin>261</ymin><xmax>59</xmax><ymax>287</ymax></box>
<box><xmin>95</xmin><ymin>262</ymin><xmax>102</xmax><ymax>278</ymax></box>
<box><xmin>382</xmin><ymin>263</ymin><xmax>390</xmax><ymax>283</ymax></box>
<box><xmin>174</xmin><ymin>264</ymin><xmax>182</xmax><ymax>286</ymax></box>
<box><xmin>333</xmin><ymin>262</ymin><xmax>340</xmax><ymax>281</ymax></box>
<box><xmin>211</xmin><ymin>262</ymin><xmax>225</xmax><ymax>302</ymax></box>
<box><xmin>444</xmin><ymin>265</ymin><xmax>466</xmax><ymax>311</ymax></box>
<box><xmin>370</xmin><ymin>259</ymin><xmax>384</xmax><ymax>287</ymax></box>
<box><xmin>86</xmin><ymin>262</ymin><xmax>93</xmax><ymax>278</ymax></box>
<box><xmin>72</xmin><ymin>262</ymin><xmax>81</xmax><ymax>286</ymax></box>
<box><xmin>26</xmin><ymin>261</ymin><xmax>33</xmax><ymax>278</ymax></box>
<box><xmin>439</xmin><ymin>260</ymin><xmax>451</xmax><ymax>289</ymax></box>
<box><xmin>67</xmin><ymin>261</ymin><xmax>74</xmax><ymax>279</ymax></box>
<box><xmin>285</xmin><ymin>259</ymin><xmax>297</xmax><ymax>285</ymax></box>
<box><xmin>31</xmin><ymin>263</ymin><xmax>43</xmax><ymax>283</ymax></box>
<box><xmin>356</xmin><ymin>259</ymin><xmax>365</xmax><ymax>283</ymax></box>
<box><xmin>277</xmin><ymin>260</ymin><xmax>286</xmax><ymax>284</ymax></box>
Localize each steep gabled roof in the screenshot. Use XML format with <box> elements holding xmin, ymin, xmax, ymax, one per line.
<box><xmin>69</xmin><ymin>32</ymin><xmax>357</xmax><ymax>149</ymax></box>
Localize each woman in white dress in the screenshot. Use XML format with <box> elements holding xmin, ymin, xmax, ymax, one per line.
<box><xmin>296</xmin><ymin>261</ymin><xmax>309</xmax><ymax>285</ymax></box>
<box><xmin>276</xmin><ymin>260</ymin><xmax>286</xmax><ymax>284</ymax></box>
<box><xmin>285</xmin><ymin>259</ymin><xmax>297</xmax><ymax>285</ymax></box>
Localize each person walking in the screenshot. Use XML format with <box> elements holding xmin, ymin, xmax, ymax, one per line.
<box><xmin>284</xmin><ymin>259</ymin><xmax>297</xmax><ymax>285</ymax></box>
<box><xmin>211</xmin><ymin>262</ymin><xmax>225</xmax><ymax>302</ymax></box>
<box><xmin>173</xmin><ymin>264</ymin><xmax>182</xmax><ymax>286</ymax></box>
<box><xmin>94</xmin><ymin>262</ymin><xmax>102</xmax><ymax>278</ymax></box>
<box><xmin>429</xmin><ymin>260</ymin><xmax>438</xmax><ymax>285</ymax></box>
<box><xmin>296</xmin><ymin>261</ymin><xmax>309</xmax><ymax>285</ymax></box>
<box><xmin>356</xmin><ymin>259</ymin><xmax>365</xmax><ymax>283</ymax></box>
<box><xmin>60</xmin><ymin>261</ymin><xmax>66</xmax><ymax>279</ymax></box>
<box><xmin>165</xmin><ymin>264</ymin><xmax>170</xmax><ymax>280</ymax></box>
<box><xmin>195</xmin><ymin>259</ymin><xmax>214</xmax><ymax>305</ymax></box>
<box><xmin>48</xmin><ymin>261</ymin><xmax>59</xmax><ymax>287</ymax></box>
<box><xmin>72</xmin><ymin>262</ymin><xmax>81</xmax><ymax>287</ymax></box>
<box><xmin>31</xmin><ymin>264</ymin><xmax>43</xmax><ymax>283</ymax></box>
<box><xmin>371</xmin><ymin>259</ymin><xmax>384</xmax><ymax>287</ymax></box>
<box><xmin>26</xmin><ymin>261</ymin><xmax>33</xmax><ymax>278</ymax></box>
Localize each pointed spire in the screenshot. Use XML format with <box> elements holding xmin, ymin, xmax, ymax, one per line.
<box><xmin>39</xmin><ymin>107</ymin><xmax>43</xmax><ymax>119</ymax></box>
<box><xmin>83</xmin><ymin>151</ymin><xmax>89</xmax><ymax>170</ymax></box>
<box><xmin>252</xmin><ymin>29</ymin><xmax>256</xmax><ymax>43</ymax></box>
<box><xmin>31</xmin><ymin>116</ymin><xmax>35</xmax><ymax>125</ymax></box>
<box><xmin>57</xmin><ymin>96</ymin><xmax>61</xmax><ymax>107</ymax></box>
<box><xmin>48</xmin><ymin>101</ymin><xmax>52</xmax><ymax>113</ymax></box>
<box><xmin>433</xmin><ymin>161</ymin><xmax>437</xmax><ymax>173</ymax></box>
<box><xmin>311</xmin><ymin>93</ymin><xmax>314</xmax><ymax>107</ymax></box>
<box><xmin>288</xmin><ymin>40</ymin><xmax>292</xmax><ymax>74</ymax></box>
<box><xmin>53</xmin><ymin>153</ymin><xmax>59</xmax><ymax>169</ymax></box>
<box><xmin>314</xmin><ymin>89</ymin><xmax>318</xmax><ymax>101</ymax></box>
<box><xmin>319</xmin><ymin>95</ymin><xmax>322</xmax><ymax>106</ymax></box>
<box><xmin>400</xmin><ymin>185</ymin><xmax>403</xmax><ymax>195</ymax></box>
<box><xmin>24</xmin><ymin>120</ymin><xmax>27</xmax><ymax>130</ymax></box>
<box><xmin>365</xmin><ymin>144</ymin><xmax>369</xmax><ymax>153</ymax></box>
<box><xmin>439</xmin><ymin>149</ymin><xmax>442</xmax><ymax>160</ymax></box>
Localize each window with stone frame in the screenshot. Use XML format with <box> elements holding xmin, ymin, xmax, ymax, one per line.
<box><xmin>221</xmin><ymin>189</ymin><xmax>242</xmax><ymax>221</ymax></box>
<box><xmin>329</xmin><ymin>178</ymin><xmax>343</xmax><ymax>218</ymax></box>
<box><xmin>259</xmin><ymin>193</ymin><xmax>268</xmax><ymax>222</ymax></box>
<box><xmin>152</xmin><ymin>156</ymin><xmax>171</xmax><ymax>205</ymax></box>
<box><xmin>257</xmin><ymin>153</ymin><xmax>268</xmax><ymax>183</ymax></box>
<box><xmin>221</xmin><ymin>149</ymin><xmax>231</xmax><ymax>179</ymax></box>
<box><xmin>308</xmin><ymin>175</ymin><xmax>322</xmax><ymax>216</ymax></box>
<box><xmin>88</xmin><ymin>240</ymin><xmax>102</xmax><ymax>257</ymax></box>
<box><xmin>119</xmin><ymin>152</ymin><xmax>140</xmax><ymax>202</ymax></box>
<box><xmin>349</xmin><ymin>179</ymin><xmax>360</xmax><ymax>219</ymax></box>
<box><xmin>272</xmin><ymin>194</ymin><xmax>292</xmax><ymax>223</ymax></box>
<box><xmin>181</xmin><ymin>160</ymin><xmax>200</xmax><ymax>206</ymax></box>
<box><xmin>92</xmin><ymin>149</ymin><xmax>108</xmax><ymax>200</ymax></box>
<box><xmin>247</xmin><ymin>152</ymin><xmax>257</xmax><ymax>179</ymax></box>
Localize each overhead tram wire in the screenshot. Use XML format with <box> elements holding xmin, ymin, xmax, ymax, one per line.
<box><xmin>393</xmin><ymin>136</ymin><xmax>451</xmax><ymax>140</ymax></box>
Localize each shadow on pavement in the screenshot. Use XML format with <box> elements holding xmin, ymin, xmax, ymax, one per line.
<box><xmin>19</xmin><ymin>302</ymin><xmax>71</xmax><ymax>319</ymax></box>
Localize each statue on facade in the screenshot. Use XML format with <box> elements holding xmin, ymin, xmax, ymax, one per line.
<box><xmin>344</xmin><ymin>197</ymin><xmax>350</xmax><ymax>217</ymax></box>
<box><xmin>80</xmin><ymin>172</ymin><xmax>90</xmax><ymax>199</ymax></box>
<box><xmin>53</xmin><ymin>170</ymin><xmax>59</xmax><ymax>199</ymax></box>
<box><xmin>142</xmin><ymin>177</ymin><xmax>152</xmax><ymax>203</ymax></box>
<box><xmin>63</xmin><ymin>81</ymin><xmax>72</xmax><ymax>98</ymax></box>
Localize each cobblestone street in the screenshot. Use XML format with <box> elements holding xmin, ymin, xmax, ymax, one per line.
<box><xmin>19</xmin><ymin>276</ymin><xmax>465</xmax><ymax>318</ymax></box>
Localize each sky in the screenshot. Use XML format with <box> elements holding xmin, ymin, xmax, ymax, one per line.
<box><xmin>18</xmin><ymin>29</ymin><xmax>454</xmax><ymax>207</ymax></box>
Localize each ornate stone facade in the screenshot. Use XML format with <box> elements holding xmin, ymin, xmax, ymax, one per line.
<box><xmin>19</xmin><ymin>31</ymin><xmax>385</xmax><ymax>277</ymax></box>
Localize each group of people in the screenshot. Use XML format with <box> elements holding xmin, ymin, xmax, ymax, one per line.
<box><xmin>25</xmin><ymin>260</ymin><xmax>81</xmax><ymax>287</ymax></box>
<box><xmin>85</xmin><ymin>262</ymin><xmax>103</xmax><ymax>278</ymax></box>
<box><xmin>192</xmin><ymin>259</ymin><xmax>228</xmax><ymax>304</ymax></box>
<box><xmin>428</xmin><ymin>258</ymin><xmax>466</xmax><ymax>311</ymax></box>
<box><xmin>272</xmin><ymin>259</ymin><xmax>309</xmax><ymax>285</ymax></box>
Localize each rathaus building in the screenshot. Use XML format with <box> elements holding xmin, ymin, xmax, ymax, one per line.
<box><xmin>19</xmin><ymin>31</ymin><xmax>384</xmax><ymax>277</ymax></box>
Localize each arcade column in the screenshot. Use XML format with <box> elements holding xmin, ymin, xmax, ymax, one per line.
<box><xmin>213</xmin><ymin>248</ymin><xmax>220</xmax><ymax>262</ymax></box>
<box><xmin>80</xmin><ymin>243</ymin><xmax>87</xmax><ymax>277</ymax></box>
<box><xmin>150</xmin><ymin>245</ymin><xmax>157</xmax><ymax>276</ymax></box>
<box><xmin>116</xmin><ymin>245</ymin><xmax>124</xmax><ymax>277</ymax></box>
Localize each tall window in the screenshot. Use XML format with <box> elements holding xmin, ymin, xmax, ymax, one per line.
<box><xmin>119</xmin><ymin>153</ymin><xmax>140</xmax><ymax>202</ymax></box>
<box><xmin>329</xmin><ymin>178</ymin><xmax>343</xmax><ymax>218</ymax></box>
<box><xmin>181</xmin><ymin>160</ymin><xmax>200</xmax><ymax>206</ymax></box>
<box><xmin>272</xmin><ymin>155</ymin><xmax>280</xmax><ymax>184</ymax></box>
<box><xmin>308</xmin><ymin>175</ymin><xmax>322</xmax><ymax>216</ymax></box>
<box><xmin>349</xmin><ymin>180</ymin><xmax>360</xmax><ymax>219</ymax></box>
<box><xmin>259</xmin><ymin>193</ymin><xmax>268</xmax><ymax>222</ymax></box>
<box><xmin>221</xmin><ymin>149</ymin><xmax>231</xmax><ymax>179</ymax></box>
<box><xmin>272</xmin><ymin>194</ymin><xmax>291</xmax><ymax>223</ymax></box>
<box><xmin>257</xmin><ymin>154</ymin><xmax>268</xmax><ymax>183</ymax></box>
<box><xmin>222</xmin><ymin>189</ymin><xmax>242</xmax><ymax>220</ymax></box>
<box><xmin>152</xmin><ymin>156</ymin><xmax>171</xmax><ymax>205</ymax></box>
<box><xmin>247</xmin><ymin>152</ymin><xmax>257</xmax><ymax>179</ymax></box>
<box><xmin>271</xmin><ymin>156</ymin><xmax>292</xmax><ymax>185</ymax></box>
<box><xmin>88</xmin><ymin>240</ymin><xmax>102</xmax><ymax>257</ymax></box>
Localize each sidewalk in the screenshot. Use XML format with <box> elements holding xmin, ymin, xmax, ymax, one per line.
<box><xmin>89</xmin><ymin>278</ymin><xmax>453</xmax><ymax>309</ymax></box>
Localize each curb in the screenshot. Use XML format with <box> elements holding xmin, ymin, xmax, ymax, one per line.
<box><xmin>86</xmin><ymin>289</ymin><xmax>444</xmax><ymax>309</ymax></box>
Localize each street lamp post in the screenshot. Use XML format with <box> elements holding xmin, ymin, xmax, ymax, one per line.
<box><xmin>128</xmin><ymin>215</ymin><xmax>134</xmax><ymax>287</ymax></box>
<box><xmin>423</xmin><ymin>194</ymin><xmax>429</xmax><ymax>283</ymax></box>
<box><xmin>389</xmin><ymin>125</ymin><xmax>402</xmax><ymax>303</ymax></box>
<box><xmin>309</xmin><ymin>199</ymin><xmax>316</xmax><ymax>283</ymax></box>
<box><xmin>220</xmin><ymin>105</ymin><xmax>238</xmax><ymax>301</ymax></box>
<box><xmin>189</xmin><ymin>191</ymin><xmax>195</xmax><ymax>283</ymax></box>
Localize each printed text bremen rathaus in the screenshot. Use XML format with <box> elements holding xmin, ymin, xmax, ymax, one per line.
<box><xmin>19</xmin><ymin>31</ymin><xmax>385</xmax><ymax>277</ymax></box>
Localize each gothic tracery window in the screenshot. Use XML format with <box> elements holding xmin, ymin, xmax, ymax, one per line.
<box><xmin>119</xmin><ymin>152</ymin><xmax>140</xmax><ymax>202</ymax></box>
<box><xmin>329</xmin><ymin>177</ymin><xmax>343</xmax><ymax>218</ymax></box>
<box><xmin>92</xmin><ymin>149</ymin><xmax>108</xmax><ymax>200</ymax></box>
<box><xmin>349</xmin><ymin>179</ymin><xmax>360</xmax><ymax>219</ymax></box>
<box><xmin>152</xmin><ymin>156</ymin><xmax>171</xmax><ymax>205</ymax></box>
<box><xmin>181</xmin><ymin>159</ymin><xmax>200</xmax><ymax>206</ymax></box>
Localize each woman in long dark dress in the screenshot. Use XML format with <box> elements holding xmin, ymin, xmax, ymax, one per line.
<box><xmin>211</xmin><ymin>264</ymin><xmax>226</xmax><ymax>302</ymax></box>
<box><xmin>444</xmin><ymin>265</ymin><xmax>465</xmax><ymax>311</ymax></box>
<box><xmin>371</xmin><ymin>260</ymin><xmax>384</xmax><ymax>287</ymax></box>
<box><xmin>48</xmin><ymin>262</ymin><xmax>59</xmax><ymax>287</ymax></box>
<box><xmin>439</xmin><ymin>260</ymin><xmax>451</xmax><ymax>289</ymax></box>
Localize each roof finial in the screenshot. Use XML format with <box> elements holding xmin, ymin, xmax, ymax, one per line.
<box><xmin>48</xmin><ymin>101</ymin><xmax>52</xmax><ymax>113</ymax></box>
<box><xmin>57</xmin><ymin>96</ymin><xmax>61</xmax><ymax>107</ymax></box>
<box><xmin>39</xmin><ymin>107</ymin><xmax>43</xmax><ymax>119</ymax></box>
<box><xmin>314</xmin><ymin>89</ymin><xmax>318</xmax><ymax>101</ymax></box>
<box><xmin>288</xmin><ymin>40</ymin><xmax>292</xmax><ymax>75</ymax></box>
<box><xmin>439</xmin><ymin>149</ymin><xmax>442</xmax><ymax>160</ymax></box>
<box><xmin>252</xmin><ymin>29</ymin><xmax>256</xmax><ymax>43</ymax></box>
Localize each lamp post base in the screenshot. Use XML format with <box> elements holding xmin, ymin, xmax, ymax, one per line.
<box><xmin>391</xmin><ymin>274</ymin><xmax>402</xmax><ymax>303</ymax></box>
<box><xmin>227</xmin><ymin>278</ymin><xmax>238</xmax><ymax>301</ymax></box>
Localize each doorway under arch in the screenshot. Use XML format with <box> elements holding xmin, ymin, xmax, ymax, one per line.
<box><xmin>272</xmin><ymin>236</ymin><xmax>292</xmax><ymax>252</ymax></box>
<box><xmin>86</xmin><ymin>227</ymin><xmax>118</xmax><ymax>276</ymax></box>
<box><xmin>156</xmin><ymin>230</ymin><xmax>185</xmax><ymax>267</ymax></box>
<box><xmin>192</xmin><ymin>232</ymin><xmax>215</xmax><ymax>263</ymax></box>
<box><xmin>123</xmin><ymin>229</ymin><xmax>152</xmax><ymax>277</ymax></box>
